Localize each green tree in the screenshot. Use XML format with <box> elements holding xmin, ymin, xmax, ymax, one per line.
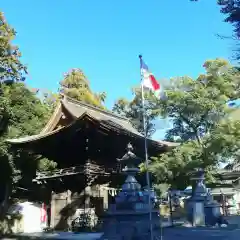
<box><xmin>162</xmin><ymin>59</ymin><xmax>239</xmax><ymax>142</ymax></box>
<box><xmin>59</xmin><ymin>68</ymin><xmax>106</xmax><ymax>108</ymax></box>
<box><xmin>41</xmin><ymin>89</ymin><xmax>60</xmax><ymax>112</ymax></box>
<box><xmin>0</xmin><ymin>12</ymin><xmax>27</xmax><ymax>83</ymax></box>
<box><xmin>150</xmin><ymin>59</ymin><xmax>240</xmax><ymax>189</ymax></box>
<box><xmin>113</xmin><ymin>87</ymin><xmax>159</xmax><ymax>137</ymax></box>
<box><xmin>0</xmin><ymin>83</ymin><xmax>55</xmax><ymax>212</ymax></box>
<box><xmin>96</xmin><ymin>91</ymin><xmax>107</xmax><ymax>104</ymax></box>
<box><xmin>6</xmin><ymin>84</ymin><xmax>51</xmax><ymax>137</ymax></box>
<box><xmin>215</xmin><ymin>0</ymin><xmax>240</xmax><ymax>60</ymax></box>
<box><xmin>218</xmin><ymin>0</ymin><xmax>240</xmax><ymax>38</ymax></box>
<box><xmin>206</xmin><ymin>117</ymin><xmax>240</xmax><ymax>164</ymax></box>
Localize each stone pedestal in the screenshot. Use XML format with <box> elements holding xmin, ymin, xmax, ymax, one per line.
<box><xmin>193</xmin><ymin>201</ymin><xmax>205</xmax><ymax>226</ymax></box>
<box><xmin>205</xmin><ymin>202</ymin><xmax>221</xmax><ymax>226</ymax></box>
<box><xmin>186</xmin><ymin>198</ymin><xmax>206</xmax><ymax>226</ymax></box>
<box><xmin>101</xmin><ymin>211</ymin><xmax>160</xmax><ymax>240</ymax></box>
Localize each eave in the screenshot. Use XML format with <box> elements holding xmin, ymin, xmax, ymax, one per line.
<box><xmin>6</xmin><ymin>113</ymin><xmax>172</xmax><ymax>149</ymax></box>
<box><xmin>41</xmin><ymin>102</ymin><xmax>62</xmax><ymax>134</ymax></box>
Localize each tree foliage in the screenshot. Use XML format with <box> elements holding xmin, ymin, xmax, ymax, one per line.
<box><xmin>218</xmin><ymin>0</ymin><xmax>240</xmax><ymax>38</ymax></box>
<box><xmin>217</xmin><ymin>0</ymin><xmax>240</xmax><ymax>60</ymax></box>
<box><xmin>0</xmin><ymin>12</ymin><xmax>27</xmax><ymax>83</ymax></box>
<box><xmin>59</xmin><ymin>68</ymin><xmax>106</xmax><ymax>108</ymax></box>
<box><xmin>113</xmin><ymin>87</ymin><xmax>159</xmax><ymax>137</ymax></box>
<box><xmin>162</xmin><ymin>59</ymin><xmax>239</xmax><ymax>142</ymax></box>
<box><xmin>208</xmin><ymin>118</ymin><xmax>240</xmax><ymax>162</ymax></box>
<box><xmin>40</xmin><ymin>89</ymin><xmax>60</xmax><ymax>113</ymax></box>
<box><xmin>149</xmin><ymin>59</ymin><xmax>240</xmax><ymax>190</ymax></box>
<box><xmin>0</xmin><ymin>83</ymin><xmax>58</xmax><ymax>219</ymax></box>
<box><xmin>0</xmin><ymin>83</ymin><xmax>53</xmax><ymax>185</ymax></box>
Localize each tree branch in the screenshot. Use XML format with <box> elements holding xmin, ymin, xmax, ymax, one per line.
<box><xmin>179</xmin><ymin>113</ymin><xmax>202</xmax><ymax>145</ymax></box>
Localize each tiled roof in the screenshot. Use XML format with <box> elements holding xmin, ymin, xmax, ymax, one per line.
<box><xmin>223</xmin><ymin>162</ymin><xmax>240</xmax><ymax>172</ymax></box>
<box><xmin>62</xmin><ymin>96</ymin><xmax>142</xmax><ymax>136</ymax></box>
<box><xmin>211</xmin><ymin>187</ymin><xmax>237</xmax><ymax>195</ymax></box>
<box><xmin>6</xmin><ymin>95</ymin><xmax>178</xmax><ymax>148</ymax></box>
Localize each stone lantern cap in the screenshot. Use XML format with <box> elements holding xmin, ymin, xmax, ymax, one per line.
<box><xmin>190</xmin><ymin>168</ymin><xmax>205</xmax><ymax>181</ymax></box>
<box><xmin>117</xmin><ymin>143</ymin><xmax>142</xmax><ymax>172</ymax></box>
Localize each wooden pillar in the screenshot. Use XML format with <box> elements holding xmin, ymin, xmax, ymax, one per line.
<box><xmin>84</xmin><ymin>128</ymin><xmax>89</xmax><ymax>215</ymax></box>
<box><xmin>104</xmin><ymin>188</ymin><xmax>109</xmax><ymax>209</ymax></box>
<box><xmin>66</xmin><ymin>189</ymin><xmax>72</xmax><ymax>229</ymax></box>
<box><xmin>50</xmin><ymin>191</ymin><xmax>55</xmax><ymax>228</ymax></box>
<box><xmin>100</xmin><ymin>185</ymin><xmax>109</xmax><ymax>210</ymax></box>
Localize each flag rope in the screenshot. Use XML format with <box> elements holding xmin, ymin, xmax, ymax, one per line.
<box><xmin>139</xmin><ymin>54</ymin><xmax>153</xmax><ymax>240</ymax></box>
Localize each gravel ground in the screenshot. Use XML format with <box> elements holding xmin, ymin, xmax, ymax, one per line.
<box><xmin>2</xmin><ymin>232</ymin><xmax>103</xmax><ymax>240</ymax></box>
<box><xmin>3</xmin><ymin>220</ymin><xmax>240</xmax><ymax>240</ymax></box>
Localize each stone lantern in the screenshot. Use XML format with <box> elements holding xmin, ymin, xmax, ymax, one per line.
<box><xmin>185</xmin><ymin>169</ymin><xmax>223</xmax><ymax>227</ymax></box>
<box><xmin>99</xmin><ymin>143</ymin><xmax>161</xmax><ymax>240</ymax></box>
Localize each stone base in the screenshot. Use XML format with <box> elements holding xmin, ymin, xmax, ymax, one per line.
<box><xmin>101</xmin><ymin>226</ymin><xmax>240</xmax><ymax>240</ymax></box>
<box><xmin>161</xmin><ymin>227</ymin><xmax>240</xmax><ymax>240</ymax></box>
<box><xmin>99</xmin><ymin>211</ymin><xmax>161</xmax><ymax>240</ymax></box>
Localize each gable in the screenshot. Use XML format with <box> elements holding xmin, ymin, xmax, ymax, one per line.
<box><xmin>62</xmin><ymin>96</ymin><xmax>142</xmax><ymax>136</ymax></box>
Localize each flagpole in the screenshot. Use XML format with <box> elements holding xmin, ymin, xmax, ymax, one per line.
<box><xmin>139</xmin><ymin>54</ymin><xmax>153</xmax><ymax>240</ymax></box>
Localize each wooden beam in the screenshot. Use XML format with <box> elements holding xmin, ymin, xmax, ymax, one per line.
<box><xmin>33</xmin><ymin>164</ymin><xmax>115</xmax><ymax>181</ymax></box>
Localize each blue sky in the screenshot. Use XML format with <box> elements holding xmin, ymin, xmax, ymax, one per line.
<box><xmin>1</xmin><ymin>0</ymin><xmax>235</xmax><ymax>138</ymax></box>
